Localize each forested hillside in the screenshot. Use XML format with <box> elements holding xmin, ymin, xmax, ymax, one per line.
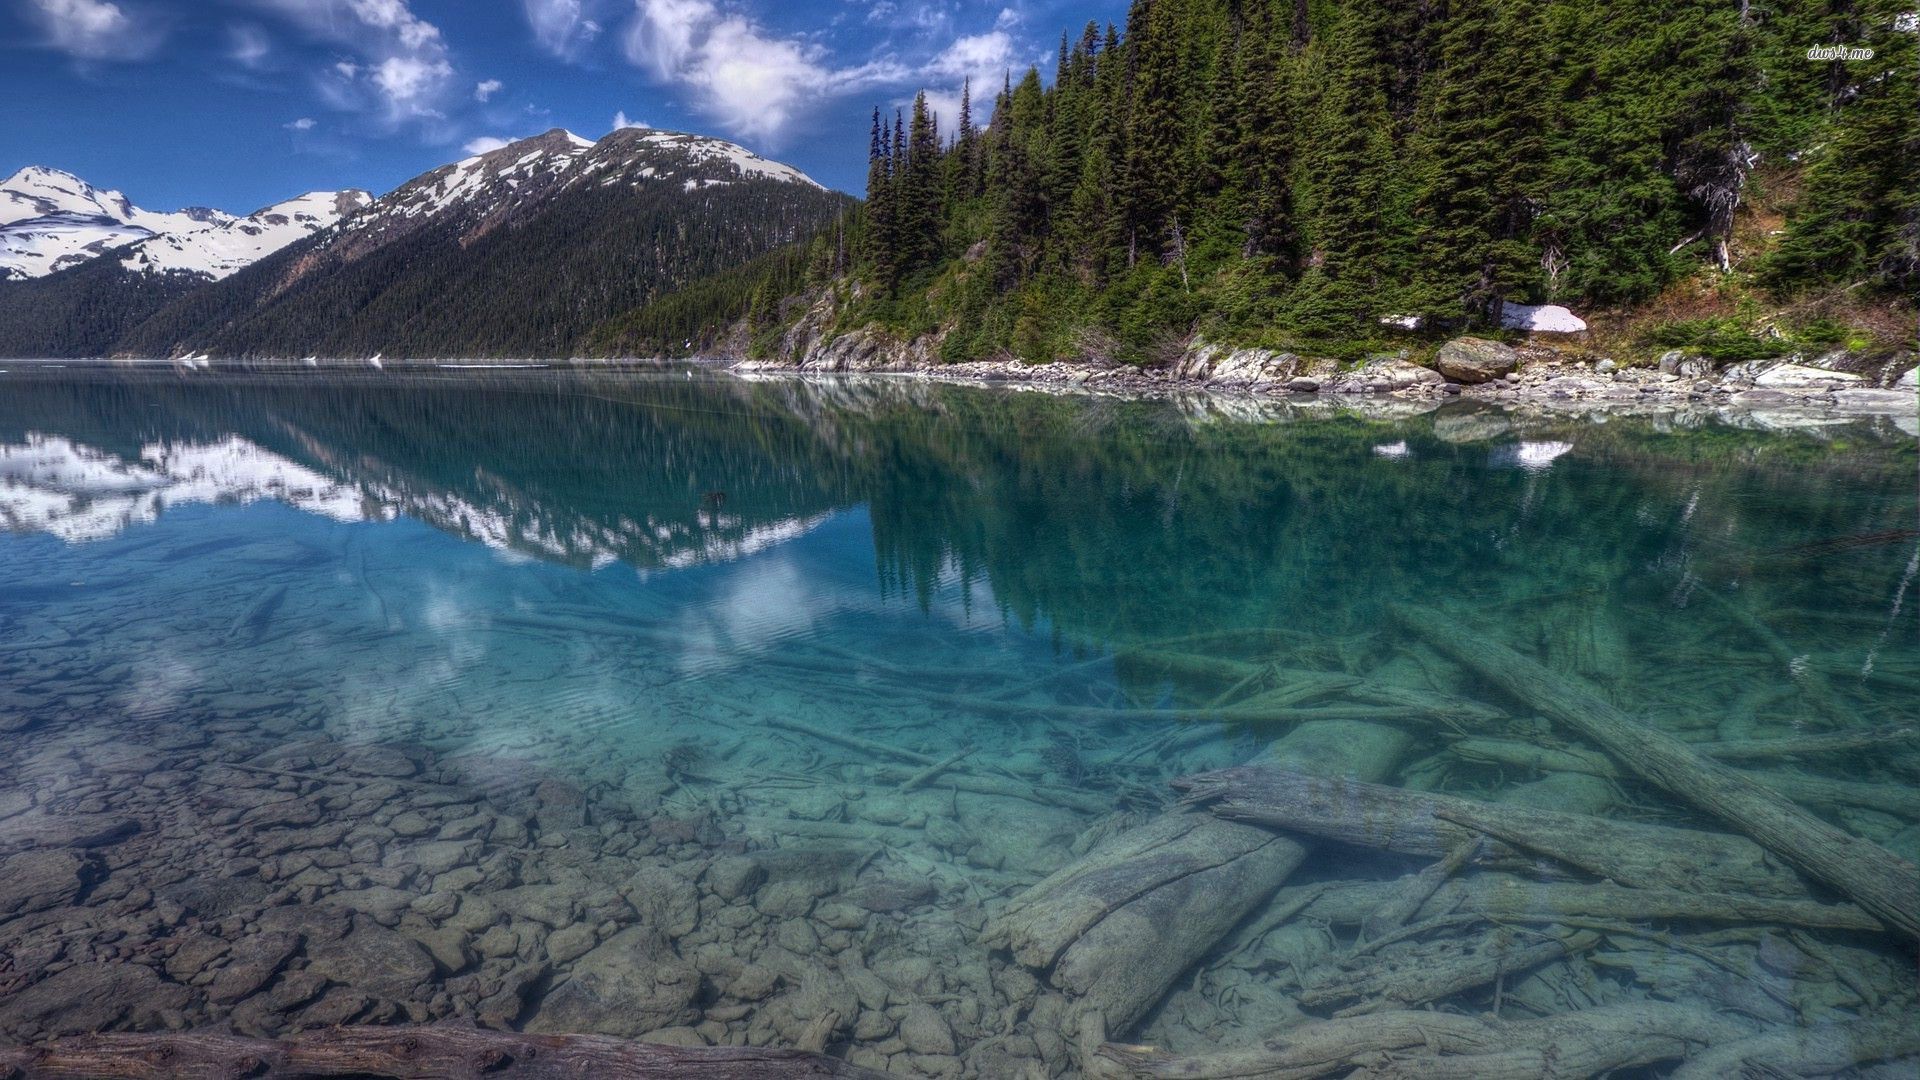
<box><xmin>642</xmin><ymin>0</ymin><xmax>1915</xmax><ymax>365</ymax></box>
<box><xmin>0</xmin><ymin>130</ymin><xmax>853</xmax><ymax>359</ymax></box>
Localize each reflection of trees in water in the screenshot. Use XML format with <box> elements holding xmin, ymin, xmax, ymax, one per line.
<box><xmin>1</xmin><ymin>370</ymin><xmax>1912</xmax><ymax>652</ymax></box>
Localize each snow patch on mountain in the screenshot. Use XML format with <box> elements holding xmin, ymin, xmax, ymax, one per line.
<box><xmin>1</xmin><ymin>166</ymin><xmax>364</xmax><ymax>282</ymax></box>
<box><xmin>119</xmin><ymin>190</ymin><xmax>373</xmax><ymax>280</ymax></box>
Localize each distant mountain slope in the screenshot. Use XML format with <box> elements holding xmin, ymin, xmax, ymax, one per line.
<box><xmin>115</xmin><ymin>128</ymin><xmax>853</xmax><ymax>359</ymax></box>
<box><xmin>119</xmin><ymin>190</ymin><xmax>373</xmax><ymax>281</ymax></box>
<box><xmin>0</xmin><ymin>181</ymin><xmax>372</xmax><ymax>357</ymax></box>
<box><xmin>0</xmin><ymin>166</ymin><xmax>235</xmax><ymax>281</ymax></box>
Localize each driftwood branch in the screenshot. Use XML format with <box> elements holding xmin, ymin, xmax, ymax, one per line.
<box><xmin>1099</xmin><ymin>1002</ymin><xmax>1748</xmax><ymax>1079</ymax></box>
<box><xmin>1400</xmin><ymin>606</ymin><xmax>1920</xmax><ymax>939</ymax></box>
<box><xmin>1174</xmin><ymin>764</ymin><xmax>1823</xmax><ymax>900</ymax></box>
<box><xmin>0</xmin><ymin>1028</ymin><xmax>886</xmax><ymax>1079</ymax></box>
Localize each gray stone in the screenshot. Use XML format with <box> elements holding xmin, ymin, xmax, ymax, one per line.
<box><xmin>1285</xmin><ymin>376</ymin><xmax>1320</xmax><ymax>393</ymax></box>
<box><xmin>1732</xmin><ymin>389</ymin><xmax>1804</xmax><ymax>407</ymax></box>
<box><xmin>1754</xmin><ymin>362</ymin><xmax>1862</xmax><ymax>389</ymax></box>
<box><xmin>0</xmin><ymin>811</ymin><xmax>136</xmax><ymax>852</ymax></box>
<box><xmin>163</xmin><ymin>931</ymin><xmax>231</xmax><ymax>982</ymax></box>
<box><xmin>546</xmin><ymin>923</ymin><xmax>598</xmax><ymax>965</ymax></box>
<box><xmin>401</xmin><ymin>840</ymin><xmax>478</xmax><ymax>876</ymax></box>
<box><xmin>323</xmin><ymin>885</ymin><xmax>416</xmax><ymax>924</ymax></box>
<box><xmin>1896</xmin><ymin>366</ymin><xmax>1917</xmax><ymax>390</ymax></box>
<box><xmin>626</xmin><ymin>866</ymin><xmax>700</xmax><ymax>937</ymax></box>
<box><xmin>0</xmin><ymin>963</ymin><xmax>192</xmax><ymax>1039</ymax></box>
<box><xmin>705</xmin><ymin>856</ymin><xmax>767</xmax><ymax>901</ymax></box>
<box><xmin>337</xmin><ymin>745</ymin><xmax>418</xmax><ymax>778</ymax></box>
<box><xmin>206</xmin><ymin>931</ymin><xmax>302</xmax><ymax>1004</ymax></box>
<box><xmin>899</xmin><ymin>1004</ymin><xmax>957</xmax><ymax>1055</ymax></box>
<box><xmin>305</xmin><ymin>922</ymin><xmax>436</xmax><ymax>1001</ymax></box>
<box><xmin>0</xmin><ymin>849</ymin><xmax>89</xmax><ymax>915</ymax></box>
<box><xmin>1657</xmin><ymin>350</ymin><xmax>1717</xmax><ymax>378</ymax></box>
<box><xmin>490</xmin><ymin>884</ymin><xmax>576</xmax><ymax>928</ymax></box>
<box><xmin>524</xmin><ymin>927</ymin><xmax>700</xmax><ymax>1036</ymax></box>
<box><xmin>1594</xmin><ymin>358</ymin><xmax>1617</xmax><ymax>373</ymax></box>
<box><xmin>640</xmin><ymin>1026</ymin><xmax>709</xmax><ymax>1047</ymax></box>
<box><xmin>1435</xmin><ymin>337</ymin><xmax>1519</xmax><ymax>384</ymax></box>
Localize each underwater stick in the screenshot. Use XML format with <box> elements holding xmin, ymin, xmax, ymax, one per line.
<box><xmin>1401</xmin><ymin>605</ymin><xmax>1920</xmax><ymax>940</ymax></box>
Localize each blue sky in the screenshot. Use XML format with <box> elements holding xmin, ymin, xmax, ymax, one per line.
<box><xmin>3</xmin><ymin>0</ymin><xmax>1120</xmax><ymax>209</ymax></box>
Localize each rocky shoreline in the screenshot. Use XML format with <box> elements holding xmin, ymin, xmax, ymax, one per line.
<box><xmin>731</xmin><ymin>333</ymin><xmax>1918</xmax><ymax>420</ymax></box>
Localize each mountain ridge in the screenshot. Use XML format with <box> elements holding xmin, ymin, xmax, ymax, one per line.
<box><xmin>0</xmin><ymin>128</ymin><xmax>849</xmax><ymax>359</ymax></box>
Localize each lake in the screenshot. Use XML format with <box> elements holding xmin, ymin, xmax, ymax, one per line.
<box><xmin>0</xmin><ymin>365</ymin><xmax>1915</xmax><ymax>1077</ymax></box>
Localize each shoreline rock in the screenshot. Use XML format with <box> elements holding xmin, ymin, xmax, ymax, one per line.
<box><xmin>732</xmin><ymin>340</ymin><xmax>1916</xmax><ymax>418</ymax></box>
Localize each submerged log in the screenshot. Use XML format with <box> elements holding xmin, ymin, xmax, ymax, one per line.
<box><xmin>1099</xmin><ymin>1002</ymin><xmax>1747</xmax><ymax>1080</ymax></box>
<box><xmin>1400</xmin><ymin>605</ymin><xmax>1920</xmax><ymax>940</ymax></box>
<box><xmin>1667</xmin><ymin>1013</ymin><xmax>1920</xmax><ymax>1080</ymax></box>
<box><xmin>983</xmin><ymin>718</ymin><xmax>1412</xmax><ymax>1043</ymax></box>
<box><xmin>0</xmin><ymin>1027</ymin><xmax>886</xmax><ymax>1079</ymax></box>
<box><xmin>1296</xmin><ymin>873</ymin><xmax>1885</xmax><ymax>933</ymax></box>
<box><xmin>1299</xmin><ymin>928</ymin><xmax>1600</xmax><ymax>1016</ymax></box>
<box><xmin>1448</xmin><ymin>737</ymin><xmax>1920</xmax><ymax>818</ymax></box>
<box><xmin>1174</xmin><ymin>764</ymin><xmax>1820</xmax><ymax>899</ymax></box>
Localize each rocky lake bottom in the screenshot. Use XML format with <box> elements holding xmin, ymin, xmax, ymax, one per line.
<box><xmin>0</xmin><ymin>367</ymin><xmax>1915</xmax><ymax>1078</ymax></box>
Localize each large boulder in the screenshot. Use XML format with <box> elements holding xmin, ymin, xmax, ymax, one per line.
<box><xmin>0</xmin><ymin>964</ymin><xmax>192</xmax><ymax>1040</ymax></box>
<box><xmin>1753</xmin><ymin>362</ymin><xmax>1864</xmax><ymax>389</ymax></box>
<box><xmin>1436</xmin><ymin>338</ymin><xmax>1519</xmax><ymax>383</ymax></box>
<box><xmin>0</xmin><ymin>849</ymin><xmax>90</xmax><ymax>916</ymax></box>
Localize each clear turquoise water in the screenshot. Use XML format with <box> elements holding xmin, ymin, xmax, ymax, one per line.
<box><xmin>0</xmin><ymin>366</ymin><xmax>1915</xmax><ymax>1074</ymax></box>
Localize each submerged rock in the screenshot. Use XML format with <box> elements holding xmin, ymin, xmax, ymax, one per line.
<box><xmin>0</xmin><ymin>849</ymin><xmax>90</xmax><ymax>915</ymax></box>
<box><xmin>0</xmin><ymin>963</ymin><xmax>191</xmax><ymax>1039</ymax></box>
<box><xmin>524</xmin><ymin>926</ymin><xmax>699</xmax><ymax>1035</ymax></box>
<box><xmin>305</xmin><ymin>921</ymin><xmax>437</xmax><ymax>1001</ymax></box>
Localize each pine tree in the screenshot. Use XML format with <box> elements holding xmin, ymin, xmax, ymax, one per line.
<box><xmin>1406</xmin><ymin>0</ymin><xmax>1551</xmax><ymax>324</ymax></box>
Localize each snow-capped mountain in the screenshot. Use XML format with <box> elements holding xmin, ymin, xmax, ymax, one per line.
<box><xmin>0</xmin><ymin>166</ymin><xmax>370</xmax><ymax>282</ymax></box>
<box><xmin>119</xmin><ymin>190</ymin><xmax>373</xmax><ymax>280</ymax></box>
<box><xmin>0</xmin><ymin>128</ymin><xmax>848</xmax><ymax>359</ymax></box>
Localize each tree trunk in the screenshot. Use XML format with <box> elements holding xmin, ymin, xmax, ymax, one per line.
<box><xmin>1400</xmin><ymin>605</ymin><xmax>1920</xmax><ymax>940</ymax></box>
<box><xmin>0</xmin><ymin>1028</ymin><xmax>886</xmax><ymax>1080</ymax></box>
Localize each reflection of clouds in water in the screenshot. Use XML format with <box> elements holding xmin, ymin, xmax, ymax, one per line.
<box><xmin>674</xmin><ymin>554</ymin><xmax>820</xmax><ymax>674</ymax></box>
<box><xmin>1372</xmin><ymin>441</ymin><xmax>1410</xmax><ymax>460</ymax></box>
<box><xmin>1490</xmin><ymin>441</ymin><xmax>1574</xmax><ymax>471</ymax></box>
<box><xmin>117</xmin><ymin>652</ymin><xmax>203</xmax><ymax>721</ymax></box>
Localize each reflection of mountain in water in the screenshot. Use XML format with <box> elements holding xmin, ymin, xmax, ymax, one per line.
<box><xmin>0</xmin><ymin>371</ymin><xmax>858</xmax><ymax>570</ymax></box>
<box><xmin>0</xmin><ymin>368</ymin><xmax>1912</xmax><ymax>648</ymax></box>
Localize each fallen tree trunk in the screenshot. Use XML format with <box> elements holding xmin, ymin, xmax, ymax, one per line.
<box><xmin>1401</xmin><ymin>605</ymin><xmax>1920</xmax><ymax>939</ymax></box>
<box><xmin>1298</xmin><ymin>928</ymin><xmax>1599</xmax><ymax>1015</ymax></box>
<box><xmin>1294</xmin><ymin>872</ymin><xmax>1886</xmax><ymax>933</ymax></box>
<box><xmin>1098</xmin><ymin>1002</ymin><xmax>1747</xmax><ymax>1080</ymax></box>
<box><xmin>1174</xmin><ymin>764</ymin><xmax>1821</xmax><ymax>899</ymax></box>
<box><xmin>1447</xmin><ymin>737</ymin><xmax>1920</xmax><ymax>818</ymax></box>
<box><xmin>983</xmin><ymin>718</ymin><xmax>1411</xmax><ymax>1046</ymax></box>
<box><xmin>1667</xmin><ymin>1013</ymin><xmax>1920</xmax><ymax>1080</ymax></box>
<box><xmin>0</xmin><ymin>1027</ymin><xmax>886</xmax><ymax>1079</ymax></box>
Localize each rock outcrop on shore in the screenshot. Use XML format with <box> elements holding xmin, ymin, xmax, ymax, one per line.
<box><xmin>733</xmin><ymin>317</ymin><xmax>1915</xmax><ymax>419</ymax></box>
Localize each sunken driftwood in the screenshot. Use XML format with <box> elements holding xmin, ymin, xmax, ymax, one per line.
<box><xmin>1292</xmin><ymin>873</ymin><xmax>1886</xmax><ymax>934</ymax></box>
<box><xmin>0</xmin><ymin>1028</ymin><xmax>887</xmax><ymax>1079</ymax></box>
<box><xmin>1667</xmin><ymin>1013</ymin><xmax>1920</xmax><ymax>1080</ymax></box>
<box><xmin>983</xmin><ymin>718</ymin><xmax>1412</xmax><ymax>1042</ymax></box>
<box><xmin>1401</xmin><ymin>605</ymin><xmax>1920</xmax><ymax>940</ymax></box>
<box><xmin>1174</xmin><ymin>764</ymin><xmax>1821</xmax><ymax>899</ymax></box>
<box><xmin>1098</xmin><ymin>1002</ymin><xmax>1748</xmax><ymax>1080</ymax></box>
<box><xmin>1298</xmin><ymin>928</ymin><xmax>1601</xmax><ymax>1015</ymax></box>
<box><xmin>1447</xmin><ymin>737</ymin><xmax>1920</xmax><ymax>818</ymax></box>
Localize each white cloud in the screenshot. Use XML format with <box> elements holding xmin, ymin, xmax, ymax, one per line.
<box><xmin>285</xmin><ymin>116</ymin><xmax>317</xmax><ymax>130</ymax></box>
<box><xmin>256</xmin><ymin>0</ymin><xmax>454</xmax><ymax>119</ymax></box>
<box><xmin>612</xmin><ymin>110</ymin><xmax>648</xmax><ymax>130</ymax></box>
<box><xmin>372</xmin><ymin>54</ymin><xmax>453</xmax><ymax>107</ymax></box>
<box><xmin>524</xmin><ymin>0</ymin><xmax>602</xmax><ymax>57</ymax></box>
<box><xmin>474</xmin><ymin>78</ymin><xmax>504</xmax><ymax>101</ymax></box>
<box><xmin>920</xmin><ymin>30</ymin><xmax>1012</xmax><ymax>130</ymax></box>
<box><xmin>463</xmin><ymin>135</ymin><xmax>513</xmax><ymax>154</ymax></box>
<box><xmin>21</xmin><ymin>0</ymin><xmax>160</xmax><ymax>60</ymax></box>
<box><xmin>622</xmin><ymin>0</ymin><xmax>903</xmax><ymax>141</ymax></box>
<box><xmin>229</xmin><ymin>23</ymin><xmax>271</xmax><ymax>68</ymax></box>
